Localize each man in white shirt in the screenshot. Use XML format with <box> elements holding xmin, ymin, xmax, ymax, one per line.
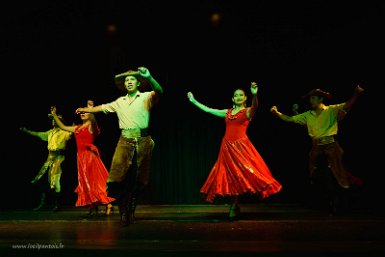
<box><xmin>75</xmin><ymin>66</ymin><xmax>163</xmax><ymax>226</ymax></box>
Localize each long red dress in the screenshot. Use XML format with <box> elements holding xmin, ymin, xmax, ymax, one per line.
<box><xmin>74</xmin><ymin>124</ymin><xmax>115</xmax><ymax>207</ymax></box>
<box><xmin>200</xmin><ymin>108</ymin><xmax>282</xmax><ymax>203</ymax></box>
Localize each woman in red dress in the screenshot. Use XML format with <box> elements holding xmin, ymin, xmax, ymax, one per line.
<box><xmin>187</xmin><ymin>82</ymin><xmax>282</xmax><ymax>219</ymax></box>
<box><xmin>50</xmin><ymin>100</ymin><xmax>115</xmax><ymax>217</ymax></box>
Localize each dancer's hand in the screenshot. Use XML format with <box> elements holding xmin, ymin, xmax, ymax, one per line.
<box><xmin>87</xmin><ymin>100</ymin><xmax>94</xmax><ymax>108</ymax></box>
<box><xmin>75</xmin><ymin>107</ymin><xmax>85</xmax><ymax>114</ymax></box>
<box><xmin>270</xmin><ymin>106</ymin><xmax>279</xmax><ymax>114</ymax></box>
<box><xmin>354</xmin><ymin>85</ymin><xmax>364</xmax><ymax>95</ymax></box>
<box><xmin>250</xmin><ymin>82</ymin><xmax>258</xmax><ymax>95</ymax></box>
<box><xmin>50</xmin><ymin>106</ymin><xmax>57</xmax><ymax>115</ymax></box>
<box><xmin>187</xmin><ymin>92</ymin><xmax>195</xmax><ymax>103</ymax></box>
<box><xmin>292</xmin><ymin>104</ymin><xmax>299</xmax><ymax>115</ymax></box>
<box><xmin>19</xmin><ymin>127</ymin><xmax>27</xmax><ymax>133</ymax></box>
<box><xmin>138</xmin><ymin>66</ymin><xmax>151</xmax><ymax>79</ymax></box>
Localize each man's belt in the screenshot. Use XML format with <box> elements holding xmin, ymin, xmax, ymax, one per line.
<box><xmin>312</xmin><ymin>135</ymin><xmax>335</xmax><ymax>146</ymax></box>
<box><xmin>122</xmin><ymin>128</ymin><xmax>150</xmax><ymax>138</ymax></box>
<box><xmin>48</xmin><ymin>149</ymin><xmax>65</xmax><ymax>155</ymax></box>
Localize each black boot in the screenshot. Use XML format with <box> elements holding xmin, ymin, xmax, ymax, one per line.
<box><xmin>129</xmin><ymin>196</ymin><xmax>137</xmax><ymax>224</ymax></box>
<box><xmin>52</xmin><ymin>192</ymin><xmax>61</xmax><ymax>212</ymax></box>
<box><xmin>118</xmin><ymin>196</ymin><xmax>130</xmax><ymax>227</ymax></box>
<box><xmin>329</xmin><ymin>197</ymin><xmax>337</xmax><ymax>216</ymax></box>
<box><xmin>84</xmin><ymin>204</ymin><xmax>99</xmax><ymax>218</ymax></box>
<box><xmin>33</xmin><ymin>192</ymin><xmax>46</xmax><ymax>211</ymax></box>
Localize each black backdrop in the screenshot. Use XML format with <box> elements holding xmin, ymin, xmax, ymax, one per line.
<box><xmin>1</xmin><ymin>0</ymin><xmax>383</xmax><ymax>210</ymax></box>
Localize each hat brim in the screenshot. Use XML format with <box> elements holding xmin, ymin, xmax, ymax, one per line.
<box><xmin>48</xmin><ymin>114</ymin><xmax>63</xmax><ymax>120</ymax></box>
<box><xmin>114</xmin><ymin>72</ymin><xmax>149</xmax><ymax>91</ymax></box>
<box><xmin>302</xmin><ymin>89</ymin><xmax>332</xmax><ymax>100</ymax></box>
<box><xmin>48</xmin><ymin>113</ymin><xmax>65</xmax><ymax>123</ymax></box>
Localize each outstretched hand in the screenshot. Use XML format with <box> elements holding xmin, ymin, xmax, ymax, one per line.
<box><xmin>250</xmin><ymin>82</ymin><xmax>258</xmax><ymax>95</ymax></box>
<box><xmin>187</xmin><ymin>92</ymin><xmax>195</xmax><ymax>102</ymax></box>
<box><xmin>75</xmin><ymin>107</ymin><xmax>85</xmax><ymax>114</ymax></box>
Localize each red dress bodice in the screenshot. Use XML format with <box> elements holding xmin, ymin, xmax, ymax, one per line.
<box><xmin>224</xmin><ymin>108</ymin><xmax>250</xmax><ymax>141</ymax></box>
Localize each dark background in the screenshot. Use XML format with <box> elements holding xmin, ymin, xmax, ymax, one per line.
<box><xmin>0</xmin><ymin>0</ymin><xmax>382</xmax><ymax>210</ymax></box>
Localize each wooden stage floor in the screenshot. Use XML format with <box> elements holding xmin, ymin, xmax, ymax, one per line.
<box><xmin>1</xmin><ymin>203</ymin><xmax>384</xmax><ymax>257</ymax></box>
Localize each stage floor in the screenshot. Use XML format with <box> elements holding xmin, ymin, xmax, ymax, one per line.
<box><xmin>1</xmin><ymin>203</ymin><xmax>385</xmax><ymax>257</ymax></box>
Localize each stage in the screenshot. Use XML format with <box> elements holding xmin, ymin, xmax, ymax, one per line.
<box><xmin>1</xmin><ymin>204</ymin><xmax>384</xmax><ymax>257</ymax></box>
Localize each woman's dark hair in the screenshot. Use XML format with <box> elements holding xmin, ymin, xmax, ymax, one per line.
<box><xmin>233</xmin><ymin>88</ymin><xmax>246</xmax><ymax>96</ymax></box>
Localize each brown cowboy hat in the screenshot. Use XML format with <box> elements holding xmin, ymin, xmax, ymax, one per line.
<box><xmin>114</xmin><ymin>69</ymin><xmax>149</xmax><ymax>91</ymax></box>
<box><xmin>302</xmin><ymin>88</ymin><xmax>332</xmax><ymax>100</ymax></box>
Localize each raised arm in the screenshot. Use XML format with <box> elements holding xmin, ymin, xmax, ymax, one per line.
<box><xmin>75</xmin><ymin>105</ymin><xmax>103</xmax><ymax>115</ymax></box>
<box><xmin>50</xmin><ymin>106</ymin><xmax>76</xmax><ymax>133</ymax></box>
<box><xmin>19</xmin><ymin>127</ymin><xmax>47</xmax><ymax>140</ymax></box>
<box><xmin>292</xmin><ymin>104</ymin><xmax>299</xmax><ymax>115</ymax></box>
<box><xmin>246</xmin><ymin>82</ymin><xmax>259</xmax><ymax>119</ymax></box>
<box><xmin>270</xmin><ymin>106</ymin><xmax>296</xmax><ymax>123</ymax></box>
<box><xmin>187</xmin><ymin>92</ymin><xmax>227</xmax><ymax>118</ymax></box>
<box><xmin>138</xmin><ymin>67</ymin><xmax>164</xmax><ymax>94</ymax></box>
<box><xmin>341</xmin><ymin>85</ymin><xmax>364</xmax><ymax>113</ymax></box>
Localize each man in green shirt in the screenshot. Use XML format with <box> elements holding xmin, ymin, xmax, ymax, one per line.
<box><xmin>271</xmin><ymin>85</ymin><xmax>364</xmax><ymax>213</ymax></box>
<box><xmin>20</xmin><ymin>113</ymin><xmax>73</xmax><ymax>211</ymax></box>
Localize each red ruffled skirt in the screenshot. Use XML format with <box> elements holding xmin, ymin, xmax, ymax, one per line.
<box><xmin>200</xmin><ymin>137</ymin><xmax>282</xmax><ymax>203</ymax></box>
<box><xmin>75</xmin><ymin>147</ymin><xmax>115</xmax><ymax>207</ymax></box>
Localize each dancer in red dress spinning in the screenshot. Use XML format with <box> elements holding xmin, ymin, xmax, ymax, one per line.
<box><xmin>187</xmin><ymin>82</ymin><xmax>282</xmax><ymax>219</ymax></box>
<box><xmin>50</xmin><ymin>100</ymin><xmax>115</xmax><ymax>217</ymax></box>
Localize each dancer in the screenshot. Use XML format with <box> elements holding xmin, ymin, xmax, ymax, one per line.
<box><xmin>270</xmin><ymin>85</ymin><xmax>364</xmax><ymax>213</ymax></box>
<box><xmin>75</xmin><ymin>67</ymin><xmax>163</xmax><ymax>226</ymax></box>
<box><xmin>187</xmin><ymin>82</ymin><xmax>282</xmax><ymax>220</ymax></box>
<box><xmin>20</xmin><ymin>113</ymin><xmax>73</xmax><ymax>211</ymax></box>
<box><xmin>50</xmin><ymin>100</ymin><xmax>115</xmax><ymax>217</ymax></box>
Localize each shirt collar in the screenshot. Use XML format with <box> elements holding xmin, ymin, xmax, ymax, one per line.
<box><xmin>124</xmin><ymin>91</ymin><xmax>141</xmax><ymax>99</ymax></box>
<box><xmin>310</xmin><ymin>105</ymin><xmax>327</xmax><ymax>115</ymax></box>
